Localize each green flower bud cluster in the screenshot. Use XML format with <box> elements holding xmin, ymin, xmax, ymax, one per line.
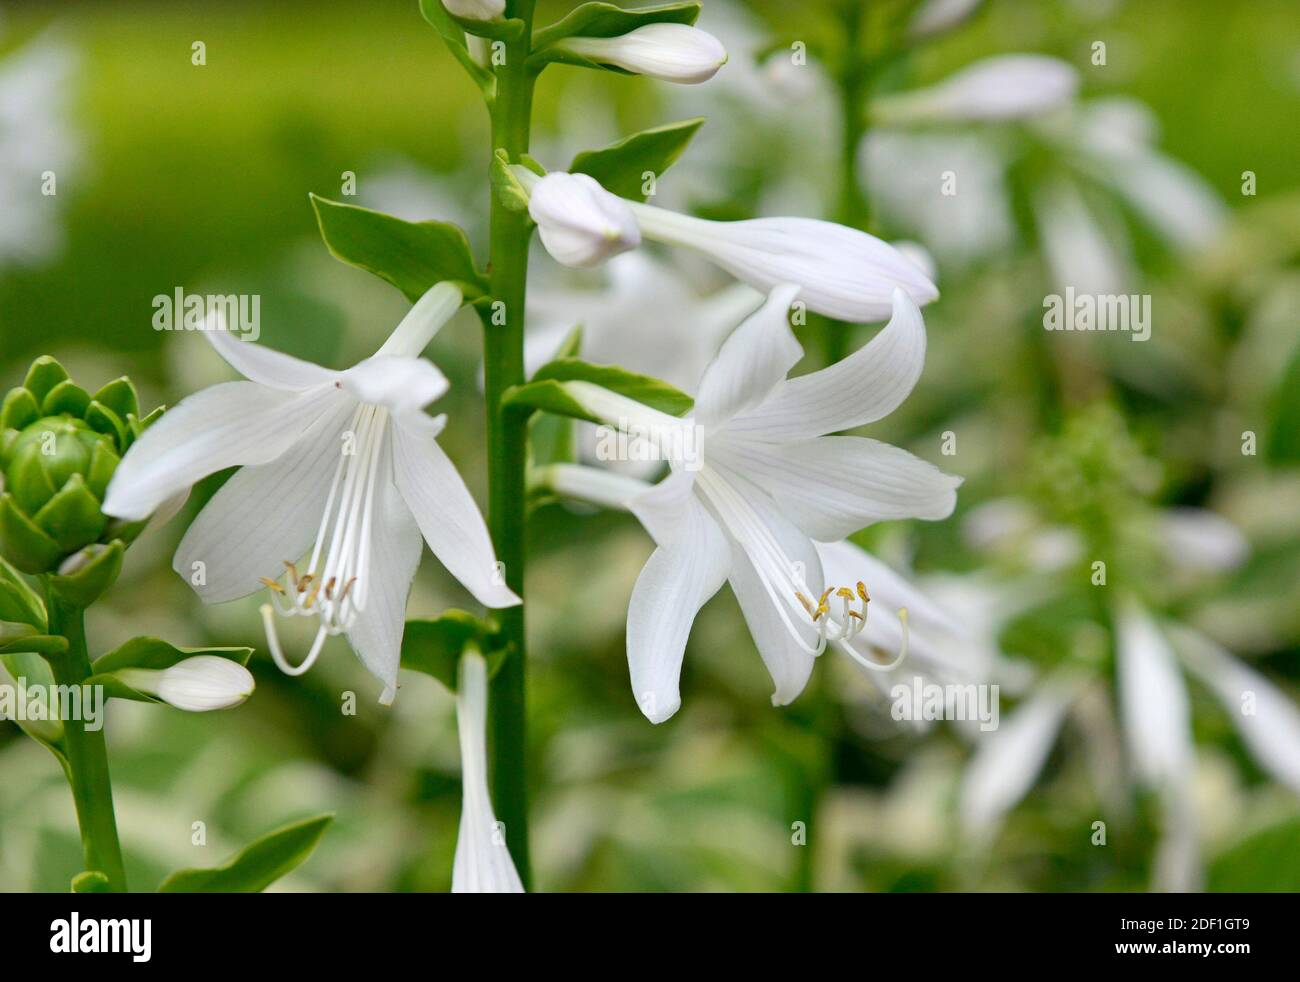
<box><xmin>0</xmin><ymin>356</ymin><xmax>161</xmax><ymax>577</ymax></box>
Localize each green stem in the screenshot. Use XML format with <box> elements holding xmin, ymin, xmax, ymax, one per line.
<box><xmin>44</xmin><ymin>588</ymin><xmax>127</xmax><ymax>891</ymax></box>
<box><xmin>481</xmin><ymin>0</ymin><xmax>537</xmax><ymax>889</ymax></box>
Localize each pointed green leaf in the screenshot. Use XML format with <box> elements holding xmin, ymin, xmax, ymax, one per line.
<box><xmin>33</xmin><ymin>474</ymin><xmax>107</xmax><ymax>552</ymax></box>
<box><xmin>400</xmin><ymin>610</ymin><xmax>495</xmax><ymax>692</ymax></box>
<box><xmin>0</xmin><ymin>494</ymin><xmax>63</xmax><ymax>573</ymax></box>
<box><xmin>2</xmin><ymin>388</ymin><xmax>40</xmax><ymax>432</ymax></box>
<box><xmin>40</xmin><ymin>381</ymin><xmax>91</xmax><ymax>419</ymax></box>
<box><xmin>533</xmin><ymin>358</ymin><xmax>694</xmax><ymax>415</ymax></box>
<box><xmin>84</xmin><ymin>401</ymin><xmax>128</xmax><ymax>449</ymax></box>
<box><xmin>157</xmin><ymin>814</ymin><xmax>334</xmax><ymax>893</ymax></box>
<box><xmin>310</xmin><ymin>194</ymin><xmax>488</xmax><ymax>302</ymax></box>
<box><xmin>570</xmin><ymin>118</ymin><xmax>705</xmax><ymax>202</ymax></box>
<box><xmin>94</xmin><ymin>636</ymin><xmax>253</xmax><ymax>674</ymax></box>
<box><xmin>22</xmin><ymin>357</ymin><xmax>69</xmax><ymax>404</ymax></box>
<box><xmin>45</xmin><ymin>540</ymin><xmax>124</xmax><ymax>607</ymax></box>
<box><xmin>533</xmin><ymin>2</ymin><xmax>701</xmax><ymax>53</ymax></box>
<box><xmin>91</xmin><ymin>378</ymin><xmax>139</xmax><ymax>422</ymax></box>
<box><xmin>0</xmin><ymin>555</ymin><xmax>46</xmax><ymax>629</ymax></box>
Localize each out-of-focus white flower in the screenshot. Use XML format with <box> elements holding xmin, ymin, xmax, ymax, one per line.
<box><xmin>1160</xmin><ymin>507</ymin><xmax>1249</xmax><ymax>574</ymax></box>
<box><xmin>908</xmin><ymin>0</ymin><xmax>985</xmax><ymax>40</ymax></box>
<box><xmin>1034</xmin><ymin>178</ymin><xmax>1132</xmax><ymax>296</ymax></box>
<box><xmin>442</xmin><ymin>0</ymin><xmax>505</xmax><ymax>21</ymax></box>
<box><xmin>557</xmin><ymin>23</ymin><xmax>727</xmax><ymax>85</ymax></box>
<box><xmin>528</xmin><ymin>172</ymin><xmax>641</xmax><ymax>268</ymax></box>
<box><xmin>0</xmin><ymin>31</ymin><xmax>79</xmax><ymax>266</ymax></box>
<box><xmin>116</xmin><ymin>656</ymin><xmax>255</xmax><ymax>712</ymax></box>
<box><xmin>875</xmin><ymin>55</ymin><xmax>1079</xmax><ymax>125</ymax></box>
<box><xmin>452</xmin><ymin>652</ymin><xmax>524</xmax><ymax>892</ymax></box>
<box><xmin>515</xmin><ymin>167</ymin><xmax>937</xmax><ymax>322</ymax></box>
<box><xmin>960</xmin><ymin>673</ymin><xmax>1080</xmax><ymax>836</ymax></box>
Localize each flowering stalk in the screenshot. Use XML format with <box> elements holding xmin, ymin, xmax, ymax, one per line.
<box><xmin>42</xmin><ymin>586</ymin><xmax>127</xmax><ymax>891</ymax></box>
<box><xmin>478</xmin><ymin>0</ymin><xmax>537</xmax><ymax>888</ymax></box>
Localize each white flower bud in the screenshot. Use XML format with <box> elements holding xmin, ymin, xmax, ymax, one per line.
<box><xmin>442</xmin><ymin>0</ymin><xmax>505</xmax><ymax>21</ymax></box>
<box><xmin>527</xmin><ymin>172</ymin><xmax>641</xmax><ymax>268</ymax></box>
<box><xmin>876</xmin><ymin>55</ymin><xmax>1078</xmax><ymax>124</ymax></box>
<box><xmin>117</xmin><ymin>655</ymin><xmax>254</xmax><ymax>712</ymax></box>
<box><xmin>558</xmin><ymin>23</ymin><xmax>727</xmax><ymax>85</ymax></box>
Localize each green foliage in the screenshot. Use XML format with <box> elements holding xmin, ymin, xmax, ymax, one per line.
<box><xmin>1208</xmin><ymin>818</ymin><xmax>1300</xmax><ymax>892</ymax></box>
<box><xmin>506</xmin><ymin>358</ymin><xmax>694</xmax><ymax>424</ymax></box>
<box><xmin>89</xmin><ymin>637</ymin><xmax>253</xmax><ymax>704</ymax></box>
<box><xmin>310</xmin><ymin>195</ymin><xmax>488</xmax><ymax>302</ymax></box>
<box><xmin>157</xmin><ymin>814</ymin><xmax>334</xmax><ymax>892</ymax></box>
<box><xmin>401</xmin><ymin>610</ymin><xmax>505</xmax><ymax>693</ymax></box>
<box><xmin>533</xmin><ymin>2</ymin><xmax>700</xmax><ymax>54</ymax></box>
<box><xmin>570</xmin><ymin>119</ymin><xmax>705</xmax><ymax>202</ymax></box>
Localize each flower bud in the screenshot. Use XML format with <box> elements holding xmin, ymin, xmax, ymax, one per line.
<box><xmin>528</xmin><ymin>172</ymin><xmax>641</xmax><ymax>268</ymax></box>
<box><xmin>0</xmin><ymin>357</ymin><xmax>161</xmax><ymax>576</ymax></box>
<box><xmin>557</xmin><ymin>23</ymin><xmax>727</xmax><ymax>85</ymax></box>
<box><xmin>442</xmin><ymin>0</ymin><xmax>505</xmax><ymax>22</ymax></box>
<box><xmin>116</xmin><ymin>655</ymin><xmax>255</xmax><ymax>712</ymax></box>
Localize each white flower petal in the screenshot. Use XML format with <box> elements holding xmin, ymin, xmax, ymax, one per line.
<box><xmin>1116</xmin><ymin>602</ymin><xmax>1193</xmax><ymax>787</ymax></box>
<box><xmin>528</xmin><ymin>172</ymin><xmax>640</xmax><ymax>268</ymax></box>
<box><xmin>960</xmin><ymin>677</ymin><xmax>1074</xmax><ymax>836</ymax></box>
<box><xmin>1172</xmin><ymin>626</ymin><xmax>1300</xmax><ymax>794</ymax></box>
<box><xmin>1160</xmin><ymin>508</ymin><xmax>1248</xmax><ymax>574</ymax></box>
<box><xmin>340</xmin><ymin>356</ymin><xmax>449</xmax><ymax>414</ymax></box>
<box><xmin>345</xmin><ymin>447</ymin><xmax>424</xmax><ymax>704</ymax></box>
<box><xmin>629</xmin><ymin>204</ymin><xmax>938</xmax><ymax>322</ymax></box>
<box><xmin>173</xmin><ymin>396</ymin><xmax>357</xmax><ymax>603</ymax></box>
<box><xmin>628</xmin><ymin>467</ymin><xmax>698</xmax><ymax>548</ymax></box>
<box><xmin>626</xmin><ymin>498</ymin><xmax>729</xmax><ymax>723</ymax></box>
<box><xmin>375</xmin><ymin>282</ymin><xmax>463</xmax><ymax>358</ymax></box>
<box><xmin>694</xmin><ymin>283</ymin><xmax>803</xmax><ymax>429</ymax></box>
<box><xmin>559</xmin><ymin>23</ymin><xmax>727</xmax><ymax>85</ymax></box>
<box><xmin>103</xmin><ymin>381</ymin><xmax>339</xmax><ymax>521</ymax></box>
<box><xmin>443</xmin><ymin>0</ymin><xmax>505</xmax><ymax>22</ymax></box>
<box><xmin>453</xmin><ymin>651</ymin><xmax>524</xmax><ymax>893</ymax></box>
<box><xmin>815</xmin><ymin>539</ymin><xmax>964</xmax><ymax>639</ymax></box>
<box><xmin>392</xmin><ymin>413</ymin><xmax>520</xmax><ymax>609</ymax></box>
<box><xmin>727</xmin><ymin>537</ymin><xmax>817</xmax><ymax>707</ymax></box>
<box><xmin>204</xmin><ymin>328</ymin><xmax>337</xmax><ymax>391</ymax></box>
<box><xmin>714</xmin><ymin>435</ymin><xmax>960</xmax><ymax>542</ymax></box>
<box><xmin>726</xmin><ymin>287</ymin><xmax>927</xmax><ymax>441</ymax></box>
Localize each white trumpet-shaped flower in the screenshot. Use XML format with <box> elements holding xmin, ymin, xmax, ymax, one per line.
<box><xmin>874</xmin><ymin>54</ymin><xmax>1078</xmax><ymax>124</ymax></box>
<box><xmin>116</xmin><ymin>656</ymin><xmax>255</xmax><ymax>712</ymax></box>
<box><xmin>452</xmin><ymin>651</ymin><xmax>524</xmax><ymax>892</ymax></box>
<box><xmin>556</xmin><ymin>23</ymin><xmax>728</xmax><ymax>85</ymax></box>
<box><xmin>103</xmin><ymin>283</ymin><xmax>519</xmax><ymax>703</ymax></box>
<box><xmin>514</xmin><ymin>167</ymin><xmax>937</xmax><ymax>323</ymax></box>
<box><xmin>560</xmin><ymin>284</ymin><xmax>959</xmax><ymax>722</ymax></box>
<box><xmin>441</xmin><ymin>0</ymin><xmax>505</xmax><ymax>22</ymax></box>
<box><xmin>527</xmin><ymin>172</ymin><xmax>641</xmax><ymax>268</ymax></box>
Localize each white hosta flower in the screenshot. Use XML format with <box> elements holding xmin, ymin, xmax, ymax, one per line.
<box><xmin>907</xmin><ymin>0</ymin><xmax>984</xmax><ymax>40</ymax></box>
<box><xmin>442</xmin><ymin>0</ymin><xmax>504</xmax><ymax>21</ymax></box>
<box><xmin>117</xmin><ymin>656</ymin><xmax>254</xmax><ymax>712</ymax></box>
<box><xmin>103</xmin><ymin>283</ymin><xmax>519</xmax><ymax>703</ymax></box>
<box><xmin>557</xmin><ymin>23</ymin><xmax>727</xmax><ymax>85</ymax></box>
<box><xmin>514</xmin><ymin>167</ymin><xmax>937</xmax><ymax>322</ymax></box>
<box><xmin>564</xmin><ymin>285</ymin><xmax>959</xmax><ymax>721</ymax></box>
<box><xmin>528</xmin><ymin>172</ymin><xmax>641</xmax><ymax>268</ymax></box>
<box><xmin>453</xmin><ymin>651</ymin><xmax>524</xmax><ymax>892</ymax></box>
<box><xmin>874</xmin><ymin>55</ymin><xmax>1078</xmax><ymax>124</ymax></box>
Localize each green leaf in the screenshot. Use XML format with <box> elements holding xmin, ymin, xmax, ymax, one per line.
<box><xmin>22</xmin><ymin>357</ymin><xmax>69</xmax><ymax>404</ymax></box>
<box><xmin>491</xmin><ymin>149</ymin><xmax>534</xmax><ymax>215</ymax></box>
<box><xmin>416</xmin><ymin>0</ymin><xmax>496</xmax><ymax>96</ymax></box>
<box><xmin>570</xmin><ymin>118</ymin><xmax>705</xmax><ymax>202</ymax></box>
<box><xmin>40</xmin><ymin>381</ymin><xmax>91</xmax><ymax>419</ymax></box>
<box><xmin>158</xmin><ymin>814</ymin><xmax>334</xmax><ymax>893</ymax></box>
<box><xmin>510</xmin><ymin>358</ymin><xmax>695</xmax><ymax>422</ymax></box>
<box><xmin>32</xmin><ymin>474</ymin><xmax>107</xmax><ymax>552</ymax></box>
<box><xmin>71</xmin><ymin>871</ymin><xmax>111</xmax><ymax>893</ymax></box>
<box><xmin>90</xmin><ymin>636</ymin><xmax>253</xmax><ymax>702</ymax></box>
<box><xmin>310</xmin><ymin>195</ymin><xmax>488</xmax><ymax>302</ymax></box>
<box><xmin>1268</xmin><ymin>339</ymin><xmax>1300</xmax><ymax>463</ymax></box>
<box><xmin>1</xmin><ymin>387</ymin><xmax>40</xmax><ymax>433</ymax></box>
<box><xmin>0</xmin><ymin>493</ymin><xmax>63</xmax><ymax>573</ymax></box>
<box><xmin>1208</xmin><ymin>817</ymin><xmax>1300</xmax><ymax>892</ymax></box>
<box><xmin>45</xmin><ymin>539</ymin><xmax>124</xmax><ymax>608</ymax></box>
<box><xmin>0</xmin><ymin>555</ymin><xmax>45</xmax><ymax>629</ymax></box>
<box><xmin>400</xmin><ymin>610</ymin><xmax>496</xmax><ymax>692</ymax></box>
<box><xmin>533</xmin><ymin>2</ymin><xmax>701</xmax><ymax>54</ymax></box>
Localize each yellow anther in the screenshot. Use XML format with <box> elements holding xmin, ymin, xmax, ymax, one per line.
<box><xmin>323</xmin><ymin>576</ymin><xmax>337</xmax><ymax>600</ymax></box>
<box><xmin>857</xmin><ymin>581</ymin><xmax>870</xmax><ymax>603</ymax></box>
<box><xmin>259</xmin><ymin>577</ymin><xmax>286</xmax><ymax>595</ymax></box>
<box><xmin>796</xmin><ymin>592</ymin><xmax>814</xmax><ymax>615</ymax></box>
<box><xmin>303</xmin><ymin>579</ymin><xmax>322</xmax><ymax>609</ymax></box>
<box><xmin>836</xmin><ymin>587</ymin><xmax>856</xmax><ymax>601</ymax></box>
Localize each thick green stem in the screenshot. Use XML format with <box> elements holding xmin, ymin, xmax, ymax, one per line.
<box><xmin>481</xmin><ymin>0</ymin><xmax>536</xmax><ymax>889</ymax></box>
<box><xmin>45</xmin><ymin>589</ymin><xmax>127</xmax><ymax>891</ymax></box>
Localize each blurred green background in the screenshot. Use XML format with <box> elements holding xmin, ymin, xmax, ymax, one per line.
<box><xmin>1</xmin><ymin>0</ymin><xmax>1297</xmax><ymax>891</ymax></box>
